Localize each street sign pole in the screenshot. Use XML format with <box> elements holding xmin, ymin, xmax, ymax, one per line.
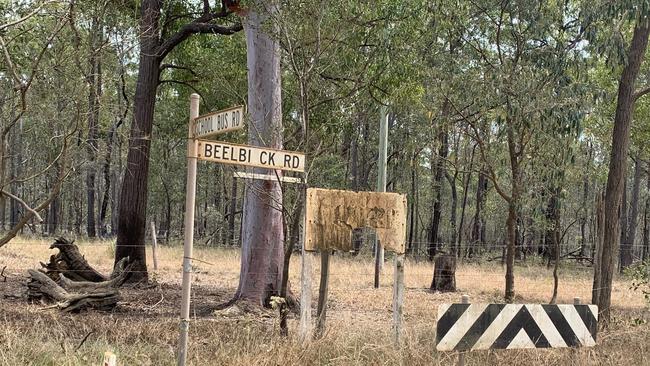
<box><xmin>178</xmin><ymin>93</ymin><xmax>199</xmax><ymax>366</ymax></box>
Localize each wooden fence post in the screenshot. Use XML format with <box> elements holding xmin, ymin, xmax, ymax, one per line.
<box><xmin>458</xmin><ymin>294</ymin><xmax>469</xmax><ymax>366</ymax></box>
<box><xmin>299</xmin><ymin>184</ymin><xmax>312</xmax><ymax>343</ymax></box>
<box><xmin>392</xmin><ymin>253</ymin><xmax>405</xmax><ymax>345</ymax></box>
<box><xmin>315</xmin><ymin>250</ymin><xmax>330</xmax><ymax>337</ymax></box>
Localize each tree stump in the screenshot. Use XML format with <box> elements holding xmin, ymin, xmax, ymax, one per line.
<box><xmin>40</xmin><ymin>237</ymin><xmax>107</xmax><ymax>282</ymax></box>
<box><xmin>431</xmin><ymin>255</ymin><xmax>456</xmax><ymax>292</ymax></box>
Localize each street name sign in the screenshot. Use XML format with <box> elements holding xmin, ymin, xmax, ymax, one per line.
<box><xmin>193</xmin><ymin>105</ymin><xmax>245</xmax><ymax>138</ymax></box>
<box><xmin>196</xmin><ymin>140</ymin><xmax>305</xmax><ymax>172</ymax></box>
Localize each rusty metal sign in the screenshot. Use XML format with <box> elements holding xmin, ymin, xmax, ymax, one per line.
<box><xmin>305</xmin><ymin>188</ymin><xmax>407</xmax><ymax>254</ymax></box>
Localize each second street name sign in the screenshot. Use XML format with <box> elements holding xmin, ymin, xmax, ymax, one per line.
<box><xmin>196</xmin><ymin>140</ymin><xmax>305</xmax><ymax>172</ymax></box>
<box><xmin>193</xmin><ymin>105</ymin><xmax>245</xmax><ymax>138</ymax></box>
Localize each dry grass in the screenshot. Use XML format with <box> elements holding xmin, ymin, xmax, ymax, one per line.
<box><xmin>1</xmin><ymin>237</ymin><xmax>648</xmax><ymax>365</ymax></box>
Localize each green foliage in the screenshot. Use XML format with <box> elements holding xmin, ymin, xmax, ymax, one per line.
<box><xmin>626</xmin><ymin>260</ymin><xmax>650</xmax><ymax>305</ymax></box>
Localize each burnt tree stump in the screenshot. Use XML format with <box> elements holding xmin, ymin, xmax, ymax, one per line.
<box><xmin>431</xmin><ymin>255</ymin><xmax>456</xmax><ymax>292</ymax></box>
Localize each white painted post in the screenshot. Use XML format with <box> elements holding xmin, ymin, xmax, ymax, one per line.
<box><xmin>177</xmin><ymin>94</ymin><xmax>199</xmax><ymax>366</ymax></box>
<box><xmin>458</xmin><ymin>294</ymin><xmax>469</xmax><ymax>366</ymax></box>
<box><xmin>299</xmin><ymin>184</ymin><xmax>312</xmax><ymax>343</ymax></box>
<box><xmin>150</xmin><ymin>221</ymin><xmax>159</xmax><ymax>271</ymax></box>
<box><xmin>392</xmin><ymin>253</ymin><xmax>405</xmax><ymax>345</ymax></box>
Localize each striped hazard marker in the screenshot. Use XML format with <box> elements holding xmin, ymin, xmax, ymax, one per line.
<box><xmin>436</xmin><ymin>303</ymin><xmax>598</xmax><ymax>351</ymax></box>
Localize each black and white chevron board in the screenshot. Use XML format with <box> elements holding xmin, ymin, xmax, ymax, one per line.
<box><xmin>436</xmin><ymin>304</ymin><xmax>598</xmax><ymax>351</ymax></box>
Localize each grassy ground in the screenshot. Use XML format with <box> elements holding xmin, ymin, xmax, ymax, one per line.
<box><xmin>1</xmin><ymin>237</ymin><xmax>648</xmax><ymax>365</ymax></box>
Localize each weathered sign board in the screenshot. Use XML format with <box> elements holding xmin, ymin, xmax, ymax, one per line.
<box><xmin>196</xmin><ymin>140</ymin><xmax>305</xmax><ymax>172</ymax></box>
<box><xmin>193</xmin><ymin>105</ymin><xmax>245</xmax><ymax>138</ymax></box>
<box><xmin>436</xmin><ymin>303</ymin><xmax>598</xmax><ymax>351</ymax></box>
<box><xmin>304</xmin><ymin>188</ymin><xmax>407</xmax><ymax>254</ymax></box>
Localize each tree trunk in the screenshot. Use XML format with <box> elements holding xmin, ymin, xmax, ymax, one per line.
<box><xmin>619</xmin><ymin>180</ymin><xmax>628</xmax><ymax>272</ymax></box>
<box><xmin>234</xmin><ymin>1</ymin><xmax>284</xmax><ymax>305</ymax></box>
<box><xmin>408</xmin><ymin>151</ymin><xmax>417</xmax><ymax>253</ymax></box>
<box><xmin>9</xmin><ymin>120</ymin><xmax>22</xmax><ymax>228</ymax></box>
<box><xmin>643</xmin><ymin>192</ymin><xmax>649</xmax><ymax>261</ymax></box>
<box><xmin>579</xmin><ymin>172</ymin><xmax>590</xmax><ymax>258</ymax></box>
<box><xmin>86</xmin><ymin>14</ymin><xmax>101</xmax><ymax>238</ymax></box>
<box><xmin>457</xmin><ymin>145</ymin><xmax>475</xmax><ymax>258</ymax></box>
<box><xmin>641</xmin><ymin>167</ymin><xmax>650</xmax><ymax>262</ymax></box>
<box><xmin>622</xmin><ymin>156</ymin><xmax>642</xmax><ymax>270</ymax></box>
<box><xmin>445</xmin><ymin>171</ymin><xmax>458</xmax><ymax>256</ymax></box>
<box><xmin>592</xmin><ymin>191</ymin><xmax>605</xmax><ymax>304</ymax></box>
<box><xmin>99</xmin><ymin>120</ymin><xmax>121</xmax><ymax>237</ymax></box>
<box><xmin>114</xmin><ymin>0</ymin><xmax>162</xmax><ymax>279</ymax></box>
<box><xmin>471</xmin><ymin>167</ymin><xmax>488</xmax><ymax>256</ymax></box>
<box><xmin>596</xmin><ymin>21</ymin><xmax>650</xmax><ymax>327</ymax></box>
<box><xmin>428</xmin><ymin>103</ymin><xmax>449</xmax><ymax>260</ymax></box>
<box><xmin>504</xmin><ymin>113</ymin><xmax>521</xmax><ymax>302</ymax></box>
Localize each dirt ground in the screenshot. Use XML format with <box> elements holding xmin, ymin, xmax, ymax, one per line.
<box><xmin>1</xmin><ymin>237</ymin><xmax>649</xmax><ymax>365</ymax></box>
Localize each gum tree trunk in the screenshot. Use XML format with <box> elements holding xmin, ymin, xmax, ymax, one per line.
<box><xmin>234</xmin><ymin>0</ymin><xmax>285</xmax><ymax>306</ymax></box>
<box><xmin>114</xmin><ymin>0</ymin><xmax>161</xmax><ymax>280</ymax></box>
<box><xmin>596</xmin><ymin>22</ymin><xmax>650</xmax><ymax>326</ymax></box>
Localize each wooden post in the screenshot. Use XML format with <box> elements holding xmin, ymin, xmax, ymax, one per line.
<box><xmin>458</xmin><ymin>294</ymin><xmax>469</xmax><ymax>366</ymax></box>
<box><xmin>374</xmin><ymin>106</ymin><xmax>388</xmax><ymax>282</ymax></box>
<box><xmin>299</xmin><ymin>184</ymin><xmax>312</xmax><ymax>343</ymax></box>
<box><xmin>178</xmin><ymin>93</ymin><xmax>199</xmax><ymax>366</ymax></box>
<box><xmin>150</xmin><ymin>221</ymin><xmax>159</xmax><ymax>271</ymax></box>
<box><xmin>392</xmin><ymin>253</ymin><xmax>405</xmax><ymax>345</ymax></box>
<box><xmin>315</xmin><ymin>250</ymin><xmax>330</xmax><ymax>337</ymax></box>
<box><xmin>374</xmin><ymin>240</ymin><xmax>381</xmax><ymax>288</ymax></box>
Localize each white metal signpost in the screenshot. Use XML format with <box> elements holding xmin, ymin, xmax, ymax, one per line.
<box><xmin>178</xmin><ymin>95</ymin><xmax>305</xmax><ymax>366</ymax></box>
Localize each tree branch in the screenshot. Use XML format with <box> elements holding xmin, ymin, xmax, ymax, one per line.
<box><xmin>157</xmin><ymin>21</ymin><xmax>242</xmax><ymax>60</ymax></box>
<box><xmin>160</xmin><ymin>63</ymin><xmax>198</xmax><ymax>76</ymax></box>
<box><xmin>0</xmin><ymin>190</ymin><xmax>43</xmax><ymax>223</ymax></box>
<box><xmin>634</xmin><ymin>85</ymin><xmax>650</xmax><ymax>102</ymax></box>
<box><xmin>159</xmin><ymin>79</ymin><xmax>203</xmax><ymax>98</ymax></box>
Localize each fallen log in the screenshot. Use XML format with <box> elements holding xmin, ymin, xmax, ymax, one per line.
<box><xmin>57</xmin><ymin>257</ymin><xmax>133</xmax><ymax>292</ymax></box>
<box><xmin>27</xmin><ymin>270</ymin><xmax>120</xmax><ymax>312</ymax></box>
<box><xmin>26</xmin><ymin>238</ymin><xmax>135</xmax><ymax>312</ymax></box>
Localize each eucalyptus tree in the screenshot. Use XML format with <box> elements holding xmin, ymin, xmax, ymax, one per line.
<box><xmin>447</xmin><ymin>0</ymin><xmax>588</xmax><ymax>301</ymax></box>
<box><xmin>0</xmin><ymin>1</ymin><xmax>77</xmax><ymax>247</ymax></box>
<box><xmin>583</xmin><ymin>1</ymin><xmax>650</xmax><ymax>326</ymax></box>
<box><xmin>114</xmin><ymin>0</ymin><xmax>243</xmax><ymax>279</ymax></box>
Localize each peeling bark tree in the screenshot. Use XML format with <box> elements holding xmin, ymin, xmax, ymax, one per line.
<box><xmin>233</xmin><ymin>0</ymin><xmax>285</xmax><ymax>306</ymax></box>
<box><xmin>113</xmin><ymin>0</ymin><xmax>242</xmax><ymax>279</ymax></box>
